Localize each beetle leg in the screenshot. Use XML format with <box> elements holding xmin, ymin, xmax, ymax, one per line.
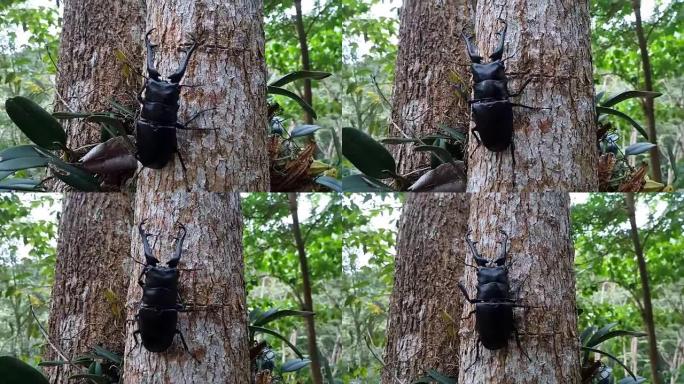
<box><xmin>461</xmin><ymin>309</ymin><xmax>476</xmax><ymax>321</ymax></box>
<box><xmin>168</xmin><ymin>36</ymin><xmax>201</xmax><ymax>83</ymax></box>
<box><xmin>509</xmin><ymin>78</ymin><xmax>533</xmax><ymax>98</ymax></box>
<box><xmin>510</xmin><ymin>140</ymin><xmax>516</xmax><ymax>189</ymax></box>
<box><xmin>511</xmin><ymin>103</ymin><xmax>551</xmax><ymax>111</ymax></box>
<box><xmin>464</xmin><ymin>339</ymin><xmax>481</xmax><ymax>372</ymax></box>
<box><xmin>145</xmin><ymin>29</ymin><xmax>161</xmax><ymax>81</ymax></box>
<box><xmin>167</xmin><ymin>223</ymin><xmax>186</xmax><ymax>268</ymax></box>
<box><xmin>489</xmin><ymin>20</ymin><xmax>507</xmax><ymax>61</ymax></box>
<box><xmin>514</xmin><ymin>327</ymin><xmax>532</xmax><ymax>361</ymax></box>
<box><xmin>138</xmin><ymin>220</ymin><xmax>159</xmax><ymax>266</ymax></box>
<box><xmin>175</xmin><ymin>108</ymin><xmax>218</xmax><ymax>130</ymax></box>
<box><xmin>461</xmin><ymin>32</ymin><xmax>482</xmax><ymax>64</ymax></box>
<box><xmin>175</xmin><ymin>330</ymin><xmax>200</xmax><ymax>363</ymax></box>
<box><xmin>175</xmin><ymin>151</ymin><xmax>191</xmax><ymax>193</ymax></box>
<box><xmin>457</xmin><ymin>282</ymin><xmax>476</xmax><ymax>303</ymax></box>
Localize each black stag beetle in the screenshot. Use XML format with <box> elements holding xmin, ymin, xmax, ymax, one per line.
<box><xmin>463</xmin><ymin>20</ymin><xmax>546</xmax><ymax>177</ymax></box>
<box><xmin>133</xmin><ymin>219</ymin><xmax>197</xmax><ymax>361</ymax></box>
<box><xmin>457</xmin><ymin>229</ymin><xmax>530</xmax><ymax>370</ymax></box>
<box><xmin>137</xmin><ymin>29</ymin><xmax>212</xmax><ymax>175</ymax></box>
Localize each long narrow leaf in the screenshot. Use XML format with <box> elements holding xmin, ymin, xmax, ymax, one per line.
<box><xmin>601</xmin><ymin>90</ymin><xmax>662</xmax><ymax>107</ymax></box>
<box><xmin>249</xmin><ymin>325</ymin><xmax>305</xmax><ymax>358</ymax></box>
<box><xmin>269</xmin><ymin>70</ymin><xmax>331</xmax><ymax>87</ymax></box>
<box><xmin>596</xmin><ymin>106</ymin><xmax>649</xmax><ymax>140</ymax></box>
<box><xmin>267</xmin><ymin>86</ymin><xmax>317</xmax><ymax>119</ymax></box>
<box><xmin>252</xmin><ymin>309</ymin><xmax>313</xmax><ymax>327</ymax></box>
<box><xmin>582</xmin><ymin>346</ymin><xmax>638</xmax><ymax>380</ymax></box>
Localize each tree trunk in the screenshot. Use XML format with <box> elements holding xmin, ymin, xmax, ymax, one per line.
<box><xmin>139</xmin><ymin>0</ymin><xmax>269</xmax><ymax>192</ymax></box>
<box><xmin>294</xmin><ymin>0</ymin><xmax>313</xmax><ymax>124</ymax></box>
<box><xmin>625</xmin><ymin>192</ymin><xmax>663</xmax><ymax>384</ymax></box>
<box><xmin>382</xmin><ymin>193</ymin><xmax>469</xmax><ymax>383</ymax></box>
<box><xmin>45</xmin><ymin>1</ymin><xmax>142</xmax><ymax>381</ymax></box>
<box><xmin>46</xmin><ymin>193</ymin><xmax>134</xmax><ymax>382</ymax></box>
<box><xmin>458</xmin><ymin>193</ymin><xmax>581</xmax><ymax>383</ymax></box>
<box><xmin>53</xmin><ymin>0</ymin><xmax>144</xmax><ymax>153</ymax></box>
<box><xmin>288</xmin><ymin>193</ymin><xmax>323</xmax><ymax>383</ymax></box>
<box><xmin>466</xmin><ymin>1</ymin><xmax>598</xmax><ymax>192</ymax></box>
<box><xmin>122</xmin><ymin>193</ymin><xmax>249</xmax><ymax>383</ymax></box>
<box><xmin>389</xmin><ymin>0</ymin><xmax>474</xmax><ymax>174</ymax></box>
<box><xmin>631</xmin><ymin>0</ymin><xmax>663</xmax><ymax>183</ymax></box>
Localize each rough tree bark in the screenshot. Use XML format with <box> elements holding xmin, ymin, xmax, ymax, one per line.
<box><xmin>458</xmin><ymin>193</ymin><xmax>581</xmax><ymax>383</ymax></box>
<box><xmin>45</xmin><ymin>1</ymin><xmax>142</xmax><ymax>381</ymax></box>
<box><xmin>46</xmin><ymin>194</ymin><xmax>134</xmax><ymax>382</ymax></box>
<box><xmin>53</xmin><ymin>0</ymin><xmax>144</xmax><ymax>153</ymax></box>
<box><xmin>625</xmin><ymin>192</ymin><xmax>663</xmax><ymax>384</ymax></box>
<box><xmin>466</xmin><ymin>1</ymin><xmax>598</xmax><ymax>192</ymax></box>
<box><xmin>139</xmin><ymin>0</ymin><xmax>269</xmax><ymax>192</ymax></box>
<box><xmin>288</xmin><ymin>193</ymin><xmax>323</xmax><ymax>383</ymax></box>
<box><xmin>630</xmin><ymin>0</ymin><xmax>663</xmax><ymax>183</ymax></box>
<box><xmin>381</xmin><ymin>193</ymin><xmax>469</xmax><ymax>383</ymax></box>
<box><xmin>389</xmin><ymin>0</ymin><xmax>474</xmax><ymax>175</ymax></box>
<box><xmin>122</xmin><ymin>193</ymin><xmax>249</xmax><ymax>383</ymax></box>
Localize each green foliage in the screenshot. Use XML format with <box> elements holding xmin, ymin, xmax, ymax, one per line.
<box><xmin>39</xmin><ymin>345</ymin><xmax>123</xmax><ymax>384</ymax></box>
<box><xmin>580</xmin><ymin>323</ymin><xmax>646</xmax><ymax>382</ymax></box>
<box><xmin>0</xmin><ymin>193</ymin><xmax>58</xmax><ymax>364</ymax></box>
<box><xmin>572</xmin><ymin>193</ymin><xmax>684</xmax><ymax>382</ymax></box>
<box><xmin>0</xmin><ymin>355</ymin><xmax>49</xmax><ymax>384</ymax></box>
<box><xmin>591</xmin><ymin>1</ymin><xmax>684</xmax><ymax>187</ymax></box>
<box><xmin>413</xmin><ymin>369</ymin><xmax>457</xmax><ymax>384</ymax></box>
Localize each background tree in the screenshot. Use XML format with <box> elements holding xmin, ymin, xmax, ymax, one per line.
<box><xmin>573</xmin><ymin>193</ymin><xmax>684</xmax><ymax>382</ymax></box>
<box><xmin>381</xmin><ymin>193</ymin><xmax>468</xmax><ymax>383</ymax></box>
<box><xmin>138</xmin><ymin>0</ymin><xmax>269</xmax><ymax>192</ymax></box>
<box><xmin>123</xmin><ymin>193</ymin><xmax>249</xmax><ymax>383</ymax></box>
<box><xmin>43</xmin><ymin>1</ymin><xmax>141</xmax><ymax>382</ymax></box>
<box><xmin>467</xmin><ymin>1</ymin><xmax>598</xmax><ymax>191</ymax></box>
<box><xmin>0</xmin><ymin>194</ymin><xmax>56</xmax><ymax>362</ymax></box>
<box><xmin>388</xmin><ymin>0</ymin><xmax>472</xmax><ymax>175</ymax></box>
<box><xmin>459</xmin><ymin>193</ymin><xmax>581</xmax><ymax>383</ymax></box>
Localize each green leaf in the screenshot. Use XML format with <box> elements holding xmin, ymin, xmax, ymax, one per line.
<box><xmin>0</xmin><ymin>145</ymin><xmax>45</xmax><ymax>161</ymax></box>
<box><xmin>624</xmin><ymin>142</ymin><xmax>656</xmax><ymax>156</ymax></box>
<box><xmin>426</xmin><ymin>369</ymin><xmax>457</xmax><ymax>384</ymax></box>
<box><xmin>342</xmin><ymin>127</ymin><xmax>396</xmax><ymax>179</ymax></box>
<box><xmin>32</xmin><ymin>147</ymin><xmax>100</xmax><ymax>191</ymax></box>
<box><xmin>0</xmin><ymin>178</ymin><xmax>43</xmax><ymax>191</ymax></box>
<box><xmin>249</xmin><ymin>325</ymin><xmax>305</xmax><ymax>358</ymax></box>
<box><xmin>269</xmin><ymin>70</ymin><xmax>332</xmax><ymax>87</ymax></box>
<box><xmin>68</xmin><ymin>373</ymin><xmax>109</xmax><ymax>384</ymax></box>
<box><xmin>52</xmin><ymin>111</ymin><xmax>93</xmax><ymax>119</ymax></box>
<box><xmin>0</xmin><ymin>171</ymin><xmax>11</xmax><ymax>181</ymax></box>
<box><xmin>414</xmin><ymin>145</ymin><xmax>453</xmax><ymax>164</ymax></box>
<box><xmin>580</xmin><ymin>326</ymin><xmax>597</xmax><ymax>345</ymax></box>
<box><xmin>379</xmin><ymin>137</ymin><xmax>420</xmax><ymax>145</ymax></box>
<box><xmin>595</xmin><ymin>91</ymin><xmax>605</xmax><ymax>104</ymax></box>
<box><xmin>281</xmin><ymin>358</ymin><xmax>311</xmax><ymax>372</ymax></box>
<box><xmin>252</xmin><ymin>309</ymin><xmax>314</xmax><ymax>327</ymax></box>
<box><xmin>586</xmin><ymin>323</ymin><xmax>617</xmax><ymax>347</ymax></box>
<box><xmin>5</xmin><ymin>96</ymin><xmax>67</xmax><ymax>150</ymax></box>
<box><xmin>267</xmin><ymin>86</ymin><xmax>318</xmax><ymax>119</ymax></box>
<box><xmin>601</xmin><ymin>90</ymin><xmax>662</xmax><ymax>107</ymax></box>
<box><xmin>582</xmin><ymin>347</ymin><xmax>638</xmax><ymax>380</ymax></box>
<box><xmin>342</xmin><ymin>174</ymin><xmax>394</xmax><ymax>192</ymax></box>
<box><xmin>0</xmin><ymin>356</ymin><xmax>50</xmax><ymax>384</ymax></box>
<box><xmin>314</xmin><ymin>175</ymin><xmax>342</xmax><ymax>192</ymax></box>
<box><xmin>92</xmin><ymin>345</ymin><xmax>122</xmax><ymax>365</ymax></box>
<box><xmin>596</xmin><ymin>106</ymin><xmax>649</xmax><ymax>140</ymax></box>
<box><xmin>38</xmin><ymin>360</ymin><xmax>69</xmax><ymax>367</ymax></box>
<box><xmin>290</xmin><ymin>124</ymin><xmax>321</xmax><ymax>137</ymax></box>
<box><xmin>0</xmin><ymin>156</ymin><xmax>49</xmax><ymax>171</ymax></box>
